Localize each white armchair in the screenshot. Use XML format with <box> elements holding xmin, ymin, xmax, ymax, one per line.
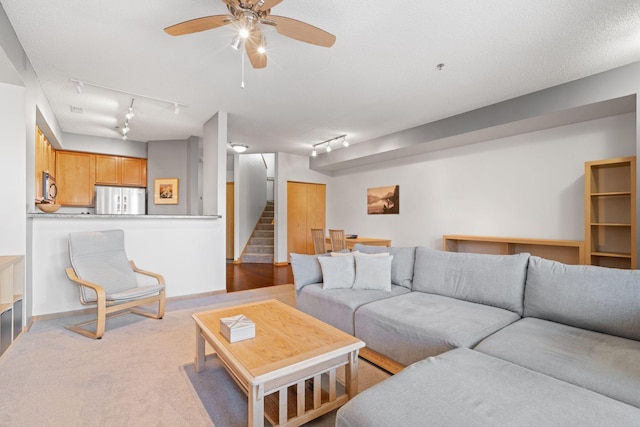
<box><xmin>65</xmin><ymin>229</ymin><xmax>166</xmax><ymax>339</ymax></box>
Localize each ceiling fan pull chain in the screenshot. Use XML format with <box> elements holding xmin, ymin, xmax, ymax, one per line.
<box><xmin>241</xmin><ymin>51</ymin><xmax>245</xmax><ymax>89</ymax></box>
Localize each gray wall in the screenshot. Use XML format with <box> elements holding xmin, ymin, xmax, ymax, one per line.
<box><xmin>147</xmin><ymin>139</ymin><xmax>189</xmax><ymax>215</ymax></box>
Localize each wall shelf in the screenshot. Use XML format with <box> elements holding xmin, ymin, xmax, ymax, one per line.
<box><xmin>442</xmin><ymin>235</ymin><xmax>584</xmax><ymax>265</ymax></box>
<box><xmin>0</xmin><ymin>255</ymin><xmax>24</xmax><ymax>356</ymax></box>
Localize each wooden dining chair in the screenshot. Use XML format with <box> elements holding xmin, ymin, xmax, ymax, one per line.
<box><xmin>329</xmin><ymin>229</ymin><xmax>347</xmax><ymax>252</ymax></box>
<box><xmin>310</xmin><ymin>228</ymin><xmax>328</xmax><ymax>254</ymax></box>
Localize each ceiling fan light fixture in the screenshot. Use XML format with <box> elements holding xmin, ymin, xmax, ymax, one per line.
<box><xmin>230</xmin><ymin>143</ymin><xmax>249</xmax><ymax>153</ymax></box>
<box><xmin>257</xmin><ymin>35</ymin><xmax>267</xmax><ymax>54</ymax></box>
<box><xmin>230</xmin><ymin>34</ymin><xmax>242</xmax><ymax>50</ymax></box>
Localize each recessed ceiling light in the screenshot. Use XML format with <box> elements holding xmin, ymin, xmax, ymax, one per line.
<box><xmin>70</xmin><ymin>105</ymin><xmax>83</xmax><ymax>114</ymax></box>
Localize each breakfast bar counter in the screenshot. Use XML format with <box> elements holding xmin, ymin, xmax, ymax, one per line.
<box><xmin>27</xmin><ymin>214</ymin><xmax>226</xmax><ymax>318</ymax></box>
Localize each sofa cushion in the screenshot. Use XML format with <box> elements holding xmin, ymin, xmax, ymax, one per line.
<box><xmin>335</xmin><ymin>348</ymin><xmax>640</xmax><ymax>427</ymax></box>
<box><xmin>412</xmin><ymin>247</ymin><xmax>529</xmax><ymax>315</ymax></box>
<box><xmin>296</xmin><ymin>284</ymin><xmax>410</xmax><ymax>335</ymax></box>
<box><xmin>318</xmin><ymin>255</ymin><xmax>355</xmax><ymax>289</ymax></box>
<box><xmin>289</xmin><ymin>253</ymin><xmax>328</xmax><ymax>290</ymax></box>
<box><xmin>354</xmin><ymin>292</ymin><xmax>520</xmax><ymax>365</ymax></box>
<box><xmin>475</xmin><ymin>317</ymin><xmax>640</xmax><ymax>409</ymax></box>
<box><xmin>352</xmin><ymin>244</ymin><xmax>415</xmax><ymax>289</ymax></box>
<box><xmin>352</xmin><ymin>255</ymin><xmax>393</xmax><ymax>291</ymax></box>
<box><xmin>524</xmin><ymin>256</ymin><xmax>640</xmax><ymax>341</ymax></box>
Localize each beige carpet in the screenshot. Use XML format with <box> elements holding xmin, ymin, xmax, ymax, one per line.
<box><xmin>0</xmin><ymin>288</ymin><xmax>390</xmax><ymax>426</ymax></box>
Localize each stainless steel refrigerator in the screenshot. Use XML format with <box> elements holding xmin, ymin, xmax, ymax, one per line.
<box><xmin>95</xmin><ymin>185</ymin><xmax>146</xmax><ymax>215</ymax></box>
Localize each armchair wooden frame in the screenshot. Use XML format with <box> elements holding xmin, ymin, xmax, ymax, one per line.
<box><xmin>65</xmin><ymin>261</ymin><xmax>166</xmax><ymax>339</ymax></box>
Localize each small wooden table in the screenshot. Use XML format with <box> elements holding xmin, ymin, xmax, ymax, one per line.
<box><xmin>326</xmin><ymin>236</ymin><xmax>391</xmax><ymax>251</ymax></box>
<box><xmin>193</xmin><ymin>299</ymin><xmax>365</xmax><ymax>427</ymax></box>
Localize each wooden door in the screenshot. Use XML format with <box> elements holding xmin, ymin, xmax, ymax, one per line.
<box><xmin>287</xmin><ymin>181</ymin><xmax>326</xmax><ymax>257</ymax></box>
<box><xmin>226</xmin><ymin>182</ymin><xmax>235</xmax><ymax>259</ymax></box>
<box><xmin>56</xmin><ymin>151</ymin><xmax>96</xmax><ymax>206</ymax></box>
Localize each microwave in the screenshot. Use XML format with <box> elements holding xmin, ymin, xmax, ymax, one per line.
<box><xmin>42</xmin><ymin>171</ymin><xmax>57</xmax><ymax>202</ymax></box>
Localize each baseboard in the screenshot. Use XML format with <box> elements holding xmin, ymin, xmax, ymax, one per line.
<box><xmin>273</xmin><ymin>261</ymin><xmax>289</xmax><ymax>267</ymax></box>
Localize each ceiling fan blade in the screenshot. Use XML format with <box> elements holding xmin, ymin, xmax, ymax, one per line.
<box><xmin>269</xmin><ymin>16</ymin><xmax>336</xmax><ymax>47</ymax></box>
<box><xmin>258</xmin><ymin>0</ymin><xmax>284</xmax><ymax>11</ymax></box>
<box><xmin>245</xmin><ymin>31</ymin><xmax>267</xmax><ymax>69</ymax></box>
<box><xmin>164</xmin><ymin>15</ymin><xmax>231</xmax><ymax>36</ymax></box>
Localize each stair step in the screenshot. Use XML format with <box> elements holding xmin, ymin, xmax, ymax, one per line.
<box><xmin>241</xmin><ymin>253</ymin><xmax>273</xmax><ymax>264</ymax></box>
<box><xmin>259</xmin><ymin>217</ymin><xmax>273</xmax><ymax>223</ymax></box>
<box><xmin>250</xmin><ymin>237</ymin><xmax>274</xmax><ymax>246</ymax></box>
<box><xmin>246</xmin><ymin>245</ymin><xmax>274</xmax><ymax>254</ymax></box>
<box><xmin>262</xmin><ymin>211</ymin><xmax>274</xmax><ymax>217</ymax></box>
<box><xmin>256</xmin><ymin>224</ymin><xmax>273</xmax><ymax>231</ymax></box>
<box><xmin>253</xmin><ymin>230</ymin><xmax>274</xmax><ymax>238</ymax></box>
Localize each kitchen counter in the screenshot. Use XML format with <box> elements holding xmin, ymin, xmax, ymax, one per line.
<box><xmin>28</xmin><ymin>213</ymin><xmax>221</xmax><ymax>219</ymax></box>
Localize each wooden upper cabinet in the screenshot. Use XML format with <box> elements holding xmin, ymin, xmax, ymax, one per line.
<box><xmin>95</xmin><ymin>155</ymin><xmax>146</xmax><ymax>187</ymax></box>
<box><xmin>56</xmin><ymin>151</ymin><xmax>96</xmax><ymax>207</ymax></box>
<box><xmin>95</xmin><ymin>155</ymin><xmax>121</xmax><ymax>185</ymax></box>
<box><xmin>121</xmin><ymin>157</ymin><xmax>146</xmax><ymax>187</ymax></box>
<box><xmin>35</xmin><ymin>126</ymin><xmax>56</xmax><ymax>201</ymax></box>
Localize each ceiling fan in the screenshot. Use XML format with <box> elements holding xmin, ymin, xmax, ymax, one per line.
<box><xmin>164</xmin><ymin>0</ymin><xmax>336</xmax><ymax>69</ymax></box>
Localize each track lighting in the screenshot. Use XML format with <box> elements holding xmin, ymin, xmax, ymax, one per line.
<box><xmin>230</xmin><ymin>143</ymin><xmax>249</xmax><ymax>153</ymax></box>
<box><xmin>68</xmin><ymin>78</ymin><xmax>188</xmax><ymax>139</ymax></box>
<box><xmin>310</xmin><ymin>134</ymin><xmax>350</xmax><ymax>157</ymax></box>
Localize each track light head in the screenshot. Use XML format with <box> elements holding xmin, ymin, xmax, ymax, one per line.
<box><xmin>75</xmin><ymin>81</ymin><xmax>84</xmax><ymax>94</ymax></box>
<box><xmin>311</xmin><ymin>148</ymin><xmax>317</xmax><ymax>157</ymax></box>
<box><xmin>326</xmin><ymin>143</ymin><xmax>332</xmax><ymax>153</ymax></box>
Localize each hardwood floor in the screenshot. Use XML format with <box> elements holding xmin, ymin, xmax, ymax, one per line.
<box><xmin>226</xmin><ymin>262</ymin><xmax>294</xmax><ymax>292</ymax></box>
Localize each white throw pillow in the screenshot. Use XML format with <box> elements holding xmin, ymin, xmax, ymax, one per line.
<box><xmin>318</xmin><ymin>255</ymin><xmax>355</xmax><ymax>289</ymax></box>
<box><xmin>331</xmin><ymin>250</ymin><xmax>360</xmax><ymax>256</ymax></box>
<box><xmin>353</xmin><ymin>255</ymin><xmax>393</xmax><ymax>291</ymax></box>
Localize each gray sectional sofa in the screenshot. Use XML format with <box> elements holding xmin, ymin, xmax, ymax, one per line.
<box><xmin>291</xmin><ymin>244</ymin><xmax>640</xmax><ymax>426</ymax></box>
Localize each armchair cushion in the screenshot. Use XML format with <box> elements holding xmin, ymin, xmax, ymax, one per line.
<box><xmin>69</xmin><ymin>230</ymin><xmax>146</xmax><ymax>302</ymax></box>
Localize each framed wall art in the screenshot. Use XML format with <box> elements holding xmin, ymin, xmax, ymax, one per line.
<box><xmin>154</xmin><ymin>178</ymin><xmax>179</xmax><ymax>205</ymax></box>
<box><xmin>367</xmin><ymin>185</ymin><xmax>399</xmax><ymax>214</ymax></box>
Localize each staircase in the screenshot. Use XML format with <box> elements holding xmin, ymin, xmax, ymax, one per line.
<box><xmin>241</xmin><ymin>201</ymin><xmax>274</xmax><ymax>264</ymax></box>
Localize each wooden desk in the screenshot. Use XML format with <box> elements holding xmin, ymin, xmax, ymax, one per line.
<box><xmin>326</xmin><ymin>237</ymin><xmax>391</xmax><ymax>250</ymax></box>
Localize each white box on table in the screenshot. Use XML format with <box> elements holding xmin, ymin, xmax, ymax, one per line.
<box><xmin>220</xmin><ymin>314</ymin><xmax>255</xmax><ymax>343</ymax></box>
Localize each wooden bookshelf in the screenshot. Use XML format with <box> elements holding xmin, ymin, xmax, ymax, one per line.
<box><xmin>443</xmin><ymin>235</ymin><xmax>585</xmax><ymax>265</ymax></box>
<box><xmin>584</xmin><ymin>156</ymin><xmax>636</xmax><ymax>269</ymax></box>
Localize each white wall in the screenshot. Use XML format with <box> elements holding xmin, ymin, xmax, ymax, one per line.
<box><xmin>237</xmin><ymin>154</ymin><xmax>268</xmax><ymax>257</ymax></box>
<box><xmin>274</xmin><ymin>152</ymin><xmax>333</xmax><ymax>263</ymax></box>
<box><xmin>326</xmin><ymin>113</ymin><xmax>636</xmax><ymax>249</ymax></box>
<box><xmin>0</xmin><ymin>82</ymin><xmax>26</xmax><ymax>255</ymax></box>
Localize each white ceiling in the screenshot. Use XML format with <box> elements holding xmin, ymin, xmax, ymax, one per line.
<box><xmin>2</xmin><ymin>0</ymin><xmax>640</xmax><ymax>156</ymax></box>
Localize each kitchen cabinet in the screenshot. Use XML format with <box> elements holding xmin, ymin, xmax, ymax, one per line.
<box><xmin>35</xmin><ymin>126</ymin><xmax>56</xmax><ymax>201</ymax></box>
<box><xmin>95</xmin><ymin>155</ymin><xmax>147</xmax><ymax>187</ymax></box>
<box><xmin>56</xmin><ymin>151</ymin><xmax>96</xmax><ymax>206</ymax></box>
<box><xmin>287</xmin><ymin>181</ymin><xmax>326</xmax><ymax>256</ymax></box>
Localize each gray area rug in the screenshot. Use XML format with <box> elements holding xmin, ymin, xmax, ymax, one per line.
<box><xmin>0</xmin><ymin>292</ymin><xmax>389</xmax><ymax>426</ymax></box>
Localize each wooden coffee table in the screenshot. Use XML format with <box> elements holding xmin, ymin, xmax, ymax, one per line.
<box><xmin>192</xmin><ymin>299</ymin><xmax>365</xmax><ymax>427</ymax></box>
